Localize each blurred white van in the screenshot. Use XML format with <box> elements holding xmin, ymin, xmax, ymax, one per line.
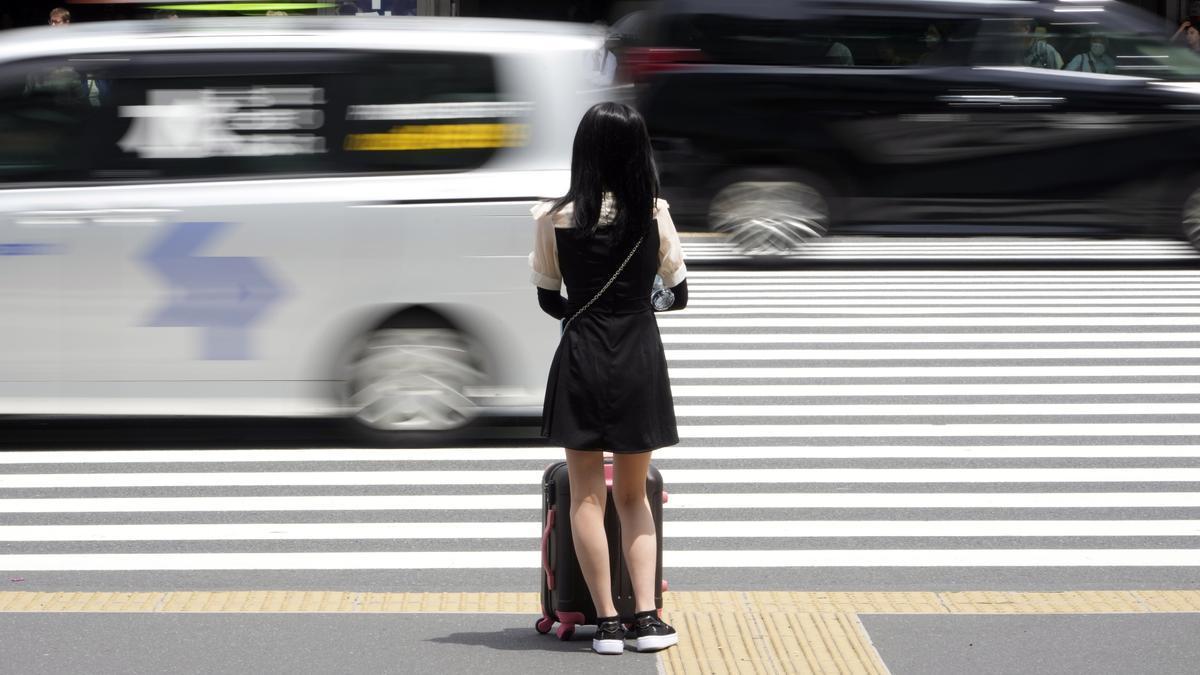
<box><xmin>0</xmin><ymin>17</ymin><xmax>609</xmax><ymax>442</ymax></box>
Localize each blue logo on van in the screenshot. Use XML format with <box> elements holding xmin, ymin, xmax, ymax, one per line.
<box><xmin>0</xmin><ymin>243</ymin><xmax>59</xmax><ymax>255</ymax></box>
<box><xmin>142</xmin><ymin>221</ymin><xmax>283</xmax><ymax>360</ymax></box>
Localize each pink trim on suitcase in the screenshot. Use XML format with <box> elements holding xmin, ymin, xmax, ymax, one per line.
<box><xmin>541</xmin><ymin>507</ymin><xmax>557</xmax><ymax>590</ymax></box>
<box><xmin>556</xmin><ymin>610</ymin><xmax>586</xmax><ymax>625</ymax></box>
<box><xmin>604</xmin><ymin>463</ymin><xmax>614</xmax><ymax>487</ymax></box>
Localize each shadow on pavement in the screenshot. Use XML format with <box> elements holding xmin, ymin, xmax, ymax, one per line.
<box><xmin>429</xmin><ymin>626</ymin><xmax>600</xmax><ymax>654</ymax></box>
<box><xmin>0</xmin><ymin>416</ymin><xmax>544</xmax><ymax>449</ymax></box>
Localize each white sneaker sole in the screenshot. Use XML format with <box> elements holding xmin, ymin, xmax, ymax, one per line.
<box><xmin>592</xmin><ymin>638</ymin><xmax>624</xmax><ymax>655</ymax></box>
<box><xmin>635</xmin><ymin>633</ymin><xmax>679</xmax><ymax>652</ymax></box>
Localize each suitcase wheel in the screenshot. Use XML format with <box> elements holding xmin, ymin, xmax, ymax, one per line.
<box><xmin>555</xmin><ymin>623</ymin><xmax>575</xmax><ymax>641</ymax></box>
<box><xmin>535</xmin><ymin>616</ymin><xmax>554</xmax><ymax>634</ymax></box>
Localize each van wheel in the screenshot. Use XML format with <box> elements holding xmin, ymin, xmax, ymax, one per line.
<box><xmin>708</xmin><ymin>170</ymin><xmax>832</xmax><ymax>255</ymax></box>
<box><xmin>1183</xmin><ymin>188</ymin><xmax>1200</xmax><ymax>253</ymax></box>
<box><xmin>344</xmin><ymin>326</ymin><xmax>485</xmax><ymax>441</ymax></box>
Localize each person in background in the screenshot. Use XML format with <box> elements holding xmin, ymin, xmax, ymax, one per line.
<box><xmin>825</xmin><ymin>41</ymin><xmax>854</xmax><ymax>66</ymax></box>
<box><xmin>48</xmin><ymin>7</ymin><xmax>70</xmax><ymax>26</ymax></box>
<box><xmin>1066</xmin><ymin>34</ymin><xmax>1116</xmax><ymax>74</ymax></box>
<box><xmin>1023</xmin><ymin>24</ymin><xmax>1064</xmax><ymax>69</ymax></box>
<box><xmin>918</xmin><ymin>24</ymin><xmax>944</xmax><ymax>64</ymax></box>
<box><xmin>1171</xmin><ymin>19</ymin><xmax>1200</xmax><ymax>54</ymax></box>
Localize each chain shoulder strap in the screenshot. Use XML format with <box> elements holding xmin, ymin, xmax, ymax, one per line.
<box><xmin>561</xmin><ymin>232</ymin><xmax>646</xmax><ymax>335</ymax></box>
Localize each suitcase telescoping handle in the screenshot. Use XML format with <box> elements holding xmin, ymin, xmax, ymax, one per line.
<box><xmin>541</xmin><ymin>507</ymin><xmax>556</xmax><ymax>591</ymax></box>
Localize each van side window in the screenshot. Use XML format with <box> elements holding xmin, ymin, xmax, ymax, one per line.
<box><xmin>0</xmin><ymin>50</ymin><xmax>517</xmax><ymax>186</ymax></box>
<box><xmin>656</xmin><ymin>12</ymin><xmax>977</xmax><ymax>68</ymax></box>
<box><xmin>0</xmin><ymin>52</ymin><xmax>343</xmax><ymax>184</ymax></box>
<box><xmin>0</xmin><ymin>59</ymin><xmax>101</xmax><ymax>183</ymax></box>
<box><xmin>796</xmin><ymin>18</ymin><xmax>978</xmax><ymax>68</ymax></box>
<box><xmin>335</xmin><ymin>52</ymin><xmax>523</xmax><ymax>173</ymax></box>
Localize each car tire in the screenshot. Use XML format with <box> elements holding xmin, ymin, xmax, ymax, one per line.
<box><xmin>707</xmin><ymin>168</ymin><xmax>834</xmax><ymax>255</ymax></box>
<box><xmin>1183</xmin><ymin>187</ymin><xmax>1200</xmax><ymax>253</ymax></box>
<box><xmin>341</xmin><ymin>317</ymin><xmax>486</xmax><ymax>446</ymax></box>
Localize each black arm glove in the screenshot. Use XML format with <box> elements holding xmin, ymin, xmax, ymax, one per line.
<box><xmin>537</xmin><ymin>287</ymin><xmax>567</xmax><ymax>320</ymax></box>
<box><xmin>662</xmin><ymin>278</ymin><xmax>688</xmax><ymax>311</ymax></box>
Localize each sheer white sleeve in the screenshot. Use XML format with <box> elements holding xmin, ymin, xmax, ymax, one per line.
<box><xmin>654</xmin><ymin>199</ymin><xmax>687</xmax><ymax>287</ymax></box>
<box><xmin>529</xmin><ymin>202</ymin><xmax>563</xmax><ymax>291</ymax></box>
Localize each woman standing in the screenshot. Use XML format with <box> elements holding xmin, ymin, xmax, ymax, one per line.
<box><xmin>529</xmin><ymin>102</ymin><xmax>688</xmax><ymax>656</ymax></box>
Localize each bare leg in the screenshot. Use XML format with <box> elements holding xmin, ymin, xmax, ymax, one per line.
<box><xmin>611</xmin><ymin>451</ymin><xmax>658</xmax><ymax>613</ymax></box>
<box><xmin>565</xmin><ymin>448</ymin><xmax>617</xmax><ymax>618</ymax></box>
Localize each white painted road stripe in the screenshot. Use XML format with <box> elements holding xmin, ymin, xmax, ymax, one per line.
<box><xmin>0</xmin><ymin>495</ymin><xmax>539</xmax><ymax>513</ymax></box>
<box><xmin>666</xmin><ymin>348</ymin><xmax>1200</xmax><ymax>360</ymax></box>
<box><xmin>2</xmin><ymin>520</ymin><xmax>1197</xmax><ymax>541</ymax></box>
<box><xmin>685</xmin><ymin>254</ymin><xmax>1194</xmax><ymax>260</ymax></box>
<box><xmin>669</xmin><ymin>366</ymin><xmax>1200</xmax><ymax>378</ymax></box>
<box><xmin>656</xmin><ymin>318</ymin><xmax>1200</xmax><ymax>327</ymax></box>
<box><xmin>674</xmin><ymin>403</ymin><xmax>1200</xmax><ymax>416</ymax></box>
<box><xmin>674</xmin><ymin>424</ymin><xmax>1200</xmax><ymax>438</ymax></box>
<box><xmin>671</xmin><ymin>383</ymin><xmax>1200</xmax><ymax>395</ymax></box>
<box><xmin>691</xmin><ymin>295</ymin><xmax>1200</xmax><ymax>303</ymax></box>
<box><xmin>676</xmin><ymin>307</ymin><xmax>1200</xmax><ymax>315</ymax></box>
<box><xmin>683</xmin><ymin>284</ymin><xmax>1200</xmax><ymax>291</ymax></box>
<box><xmin>6</xmin><ymin>444</ymin><xmax>1200</xmax><ymax>465</ymax></box>
<box><xmin>667</xmin><ymin>492</ymin><xmax>1200</xmax><ymax>509</ymax></box>
<box><xmin>3</xmin><ymin>492</ymin><xmax>1200</xmax><ymax>513</ymax></box>
<box><xmin>688</xmin><ymin>291</ymin><xmax>1200</xmax><ymax>298</ymax></box>
<box><xmin>6</xmin><ymin>468</ymin><xmax>1200</xmax><ymax>489</ymax></box>
<box><xmin>1</xmin><ymin>549</ymin><xmax>1198</xmax><ymax>570</ymax></box>
<box><xmin>686</xmin><ymin>271</ymin><xmax>1200</xmax><ymax>277</ymax></box>
<box><xmin>661</xmin><ymin>334</ymin><xmax>1200</xmax><ymax>344</ymax></box>
<box><xmin>682</xmin><ymin>268</ymin><xmax>1200</xmax><ymax>274</ymax></box>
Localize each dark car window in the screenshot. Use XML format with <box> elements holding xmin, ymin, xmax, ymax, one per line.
<box><xmin>0</xmin><ymin>49</ymin><xmax>517</xmax><ymax>186</ymax></box>
<box><xmin>334</xmin><ymin>51</ymin><xmax>525</xmax><ymax>174</ymax></box>
<box><xmin>0</xmin><ymin>52</ymin><xmax>343</xmax><ymax>184</ymax></box>
<box><xmin>655</xmin><ymin>11</ymin><xmax>977</xmax><ymax>67</ymax></box>
<box><xmin>0</xmin><ymin>60</ymin><xmax>101</xmax><ymax>183</ymax></box>
<box><xmin>971</xmin><ymin>16</ymin><xmax>1200</xmax><ymax>79</ymax></box>
<box><xmin>798</xmin><ymin>17</ymin><xmax>978</xmax><ymax>68</ymax></box>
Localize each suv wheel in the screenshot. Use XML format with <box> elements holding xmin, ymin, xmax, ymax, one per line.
<box><xmin>345</xmin><ymin>326</ymin><xmax>485</xmax><ymax>438</ymax></box>
<box><xmin>1183</xmin><ymin>188</ymin><xmax>1200</xmax><ymax>253</ymax></box>
<box><xmin>708</xmin><ymin>171</ymin><xmax>831</xmax><ymax>255</ymax></box>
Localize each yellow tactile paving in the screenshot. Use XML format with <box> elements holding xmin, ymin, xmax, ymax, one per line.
<box><xmin>4</xmin><ymin>590</ymin><xmax>1200</xmax><ymax>674</ymax></box>
<box><xmin>1136</xmin><ymin>590</ymin><xmax>1200</xmax><ymax>613</ymax></box>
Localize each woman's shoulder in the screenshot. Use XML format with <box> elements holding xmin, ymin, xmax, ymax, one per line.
<box><xmin>654</xmin><ymin>197</ymin><xmax>670</xmax><ymax>214</ymax></box>
<box><xmin>531</xmin><ymin>200</ymin><xmax>574</xmax><ymax>227</ymax></box>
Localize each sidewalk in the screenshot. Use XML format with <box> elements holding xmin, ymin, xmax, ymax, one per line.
<box><xmin>4</xmin><ymin>590</ymin><xmax>1200</xmax><ymax>673</ymax></box>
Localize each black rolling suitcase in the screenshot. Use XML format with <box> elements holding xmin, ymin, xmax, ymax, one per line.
<box><xmin>535</xmin><ymin>459</ymin><xmax>668</xmax><ymax>640</ymax></box>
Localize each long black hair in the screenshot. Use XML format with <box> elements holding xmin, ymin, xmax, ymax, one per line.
<box><xmin>551</xmin><ymin>101</ymin><xmax>659</xmax><ymax>243</ymax></box>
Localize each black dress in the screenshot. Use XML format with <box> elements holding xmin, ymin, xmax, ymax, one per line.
<box><xmin>541</xmin><ymin>221</ymin><xmax>679</xmax><ymax>454</ymax></box>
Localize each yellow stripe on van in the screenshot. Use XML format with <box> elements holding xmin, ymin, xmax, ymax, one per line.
<box><xmin>344</xmin><ymin>123</ymin><xmax>529</xmax><ymax>151</ymax></box>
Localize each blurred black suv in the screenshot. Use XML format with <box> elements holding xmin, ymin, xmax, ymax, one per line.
<box><xmin>629</xmin><ymin>0</ymin><xmax>1200</xmax><ymax>255</ymax></box>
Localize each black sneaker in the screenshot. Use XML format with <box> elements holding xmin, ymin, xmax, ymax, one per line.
<box><xmin>630</xmin><ymin>610</ymin><xmax>678</xmax><ymax>652</ymax></box>
<box><xmin>592</xmin><ymin>616</ymin><xmax>625</xmax><ymax>655</ymax></box>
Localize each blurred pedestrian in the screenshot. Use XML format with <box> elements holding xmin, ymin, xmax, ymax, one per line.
<box><xmin>48</xmin><ymin>7</ymin><xmax>70</xmax><ymax>27</ymax></box>
<box><xmin>1066</xmin><ymin>34</ymin><xmax>1115</xmax><ymax>74</ymax></box>
<box><xmin>529</xmin><ymin>101</ymin><xmax>686</xmax><ymax>656</ymax></box>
